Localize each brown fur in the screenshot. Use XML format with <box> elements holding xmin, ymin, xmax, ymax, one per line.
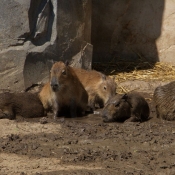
<box><xmin>101</xmin><ymin>92</ymin><xmax>150</xmax><ymax>122</ymax></box>
<box><xmin>72</xmin><ymin>67</ymin><xmax>116</xmax><ymax>110</ymax></box>
<box><xmin>39</xmin><ymin>61</ymin><xmax>88</xmax><ymax>118</ymax></box>
<box><xmin>0</xmin><ymin>92</ymin><xmax>45</xmax><ymax>120</ymax></box>
<box><xmin>153</xmin><ymin>81</ymin><xmax>175</xmax><ymax>121</ymax></box>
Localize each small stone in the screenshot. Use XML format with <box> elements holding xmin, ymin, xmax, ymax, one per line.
<box><xmin>40</xmin><ymin>117</ymin><xmax>48</xmax><ymax>124</ymax></box>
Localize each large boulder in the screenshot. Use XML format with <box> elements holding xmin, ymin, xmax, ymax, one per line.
<box><xmin>0</xmin><ymin>0</ymin><xmax>92</xmax><ymax>92</ymax></box>
<box><xmin>92</xmin><ymin>0</ymin><xmax>175</xmax><ymax>64</ymax></box>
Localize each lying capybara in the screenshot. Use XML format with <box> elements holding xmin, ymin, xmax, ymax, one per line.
<box><xmin>72</xmin><ymin>67</ymin><xmax>116</xmax><ymax>110</ymax></box>
<box><xmin>101</xmin><ymin>92</ymin><xmax>150</xmax><ymax>122</ymax></box>
<box><xmin>39</xmin><ymin>61</ymin><xmax>88</xmax><ymax>119</ymax></box>
<box><xmin>0</xmin><ymin>92</ymin><xmax>45</xmax><ymax>120</ymax></box>
<box><xmin>153</xmin><ymin>81</ymin><xmax>175</xmax><ymax>121</ymax></box>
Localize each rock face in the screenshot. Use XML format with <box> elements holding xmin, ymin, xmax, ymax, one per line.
<box><xmin>92</xmin><ymin>0</ymin><xmax>175</xmax><ymax>64</ymax></box>
<box><xmin>0</xmin><ymin>0</ymin><xmax>92</xmax><ymax>92</ymax></box>
<box><xmin>1</xmin><ymin>0</ymin><xmax>175</xmax><ymax>92</ymax></box>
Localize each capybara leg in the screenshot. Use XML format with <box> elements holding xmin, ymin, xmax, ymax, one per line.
<box><xmin>52</xmin><ymin>102</ymin><xmax>59</xmax><ymax>120</ymax></box>
<box><xmin>70</xmin><ymin>99</ymin><xmax>77</xmax><ymax>118</ymax></box>
<box><xmin>125</xmin><ymin>115</ymin><xmax>138</xmax><ymax>122</ymax></box>
<box><xmin>88</xmin><ymin>101</ymin><xmax>96</xmax><ymax>111</ymax></box>
<box><xmin>155</xmin><ymin>106</ymin><xmax>160</xmax><ymax>118</ymax></box>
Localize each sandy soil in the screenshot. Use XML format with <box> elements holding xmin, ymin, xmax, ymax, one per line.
<box><xmin>0</xmin><ymin>89</ymin><xmax>175</xmax><ymax>175</ymax></box>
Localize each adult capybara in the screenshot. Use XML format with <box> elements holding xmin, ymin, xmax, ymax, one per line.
<box><xmin>153</xmin><ymin>81</ymin><xmax>175</xmax><ymax>121</ymax></box>
<box><xmin>0</xmin><ymin>92</ymin><xmax>45</xmax><ymax>120</ymax></box>
<box><xmin>101</xmin><ymin>92</ymin><xmax>150</xmax><ymax>122</ymax></box>
<box><xmin>39</xmin><ymin>61</ymin><xmax>88</xmax><ymax>119</ymax></box>
<box><xmin>72</xmin><ymin>67</ymin><xmax>116</xmax><ymax>110</ymax></box>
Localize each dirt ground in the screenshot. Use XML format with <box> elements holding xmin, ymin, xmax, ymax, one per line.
<box><xmin>0</xmin><ymin>82</ymin><xmax>175</xmax><ymax>175</ymax></box>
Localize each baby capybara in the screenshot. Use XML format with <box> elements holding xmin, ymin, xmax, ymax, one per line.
<box><xmin>0</xmin><ymin>92</ymin><xmax>45</xmax><ymax>120</ymax></box>
<box><xmin>39</xmin><ymin>61</ymin><xmax>88</xmax><ymax>119</ymax></box>
<box><xmin>153</xmin><ymin>81</ymin><xmax>175</xmax><ymax>121</ymax></box>
<box><xmin>101</xmin><ymin>92</ymin><xmax>150</xmax><ymax>122</ymax></box>
<box><xmin>72</xmin><ymin>67</ymin><xmax>116</xmax><ymax>110</ymax></box>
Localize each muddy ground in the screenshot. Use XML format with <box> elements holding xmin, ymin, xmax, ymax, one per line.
<box><xmin>0</xmin><ymin>89</ymin><xmax>175</xmax><ymax>174</ymax></box>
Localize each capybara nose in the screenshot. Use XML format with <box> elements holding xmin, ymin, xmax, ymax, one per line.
<box><xmin>51</xmin><ymin>83</ymin><xmax>59</xmax><ymax>91</ymax></box>
<box><xmin>50</xmin><ymin>77</ymin><xmax>59</xmax><ymax>91</ymax></box>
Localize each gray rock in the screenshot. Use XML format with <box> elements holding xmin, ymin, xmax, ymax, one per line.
<box><xmin>0</xmin><ymin>0</ymin><xmax>92</xmax><ymax>92</ymax></box>
<box><xmin>92</xmin><ymin>0</ymin><xmax>175</xmax><ymax>65</ymax></box>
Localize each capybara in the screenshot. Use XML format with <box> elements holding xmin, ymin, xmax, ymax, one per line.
<box><xmin>39</xmin><ymin>61</ymin><xmax>88</xmax><ymax>119</ymax></box>
<box><xmin>153</xmin><ymin>81</ymin><xmax>175</xmax><ymax>121</ymax></box>
<box><xmin>101</xmin><ymin>92</ymin><xmax>150</xmax><ymax>122</ymax></box>
<box><xmin>0</xmin><ymin>92</ymin><xmax>45</xmax><ymax>120</ymax></box>
<box><xmin>72</xmin><ymin>67</ymin><xmax>116</xmax><ymax>110</ymax></box>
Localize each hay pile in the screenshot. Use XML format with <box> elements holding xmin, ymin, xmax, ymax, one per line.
<box><xmin>93</xmin><ymin>62</ymin><xmax>175</xmax><ymax>93</ymax></box>
<box><xmin>116</xmin><ymin>62</ymin><xmax>175</xmax><ymax>82</ymax></box>
<box><xmin>94</xmin><ymin>62</ymin><xmax>175</xmax><ymax>82</ymax></box>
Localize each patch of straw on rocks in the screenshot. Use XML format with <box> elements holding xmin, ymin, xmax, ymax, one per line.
<box><xmin>93</xmin><ymin>61</ymin><xmax>175</xmax><ymax>94</ymax></box>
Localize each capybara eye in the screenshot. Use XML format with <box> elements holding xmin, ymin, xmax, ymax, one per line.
<box><xmin>104</xmin><ymin>86</ymin><xmax>107</xmax><ymax>90</ymax></box>
<box><xmin>115</xmin><ymin>103</ymin><xmax>120</xmax><ymax>107</ymax></box>
<box><xmin>62</xmin><ymin>69</ymin><xmax>66</xmax><ymax>75</ymax></box>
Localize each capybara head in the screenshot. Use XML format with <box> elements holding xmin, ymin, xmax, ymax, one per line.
<box><xmin>50</xmin><ymin>61</ymin><xmax>69</xmax><ymax>92</ymax></box>
<box><xmin>101</xmin><ymin>94</ymin><xmax>131</xmax><ymax>122</ymax></box>
<box><xmin>97</xmin><ymin>75</ymin><xmax>116</xmax><ymax>107</ymax></box>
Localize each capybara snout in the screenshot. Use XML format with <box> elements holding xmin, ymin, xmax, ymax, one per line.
<box><xmin>50</xmin><ymin>62</ymin><xmax>67</xmax><ymax>91</ymax></box>
<box><xmin>50</xmin><ymin>76</ymin><xmax>59</xmax><ymax>91</ymax></box>
<box><xmin>102</xmin><ymin>94</ymin><xmax>131</xmax><ymax>122</ymax></box>
<box><xmin>102</xmin><ymin>92</ymin><xmax>150</xmax><ymax>123</ymax></box>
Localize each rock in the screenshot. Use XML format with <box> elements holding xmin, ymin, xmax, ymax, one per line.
<box><xmin>0</xmin><ymin>0</ymin><xmax>92</xmax><ymax>92</ymax></box>
<box><xmin>92</xmin><ymin>0</ymin><xmax>175</xmax><ymax>65</ymax></box>
<box><xmin>40</xmin><ymin>117</ymin><xmax>48</xmax><ymax>124</ymax></box>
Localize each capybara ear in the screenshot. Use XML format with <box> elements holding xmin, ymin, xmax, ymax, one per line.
<box><xmin>101</xmin><ymin>74</ymin><xmax>106</xmax><ymax>80</ymax></box>
<box><xmin>48</xmin><ymin>59</ymin><xmax>57</xmax><ymax>65</ymax></box>
<box><xmin>65</xmin><ymin>60</ymin><xmax>69</xmax><ymax>66</ymax></box>
<box><xmin>122</xmin><ymin>93</ymin><xmax>128</xmax><ymax>100</ymax></box>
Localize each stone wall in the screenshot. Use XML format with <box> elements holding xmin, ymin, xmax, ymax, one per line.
<box><xmin>0</xmin><ymin>0</ymin><xmax>92</xmax><ymax>92</ymax></box>
<box><xmin>92</xmin><ymin>0</ymin><xmax>174</xmax><ymax>64</ymax></box>
<box><xmin>1</xmin><ymin>0</ymin><xmax>175</xmax><ymax>92</ymax></box>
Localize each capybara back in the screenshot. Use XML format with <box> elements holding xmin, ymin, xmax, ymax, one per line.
<box><xmin>102</xmin><ymin>92</ymin><xmax>150</xmax><ymax>122</ymax></box>
<box><xmin>153</xmin><ymin>81</ymin><xmax>175</xmax><ymax>121</ymax></box>
<box><xmin>73</xmin><ymin>67</ymin><xmax>116</xmax><ymax>110</ymax></box>
<box><xmin>0</xmin><ymin>92</ymin><xmax>45</xmax><ymax>119</ymax></box>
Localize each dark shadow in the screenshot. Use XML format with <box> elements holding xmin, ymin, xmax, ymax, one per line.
<box><xmin>35</xmin><ymin>169</ymin><xmax>116</xmax><ymax>174</ymax></box>
<box><xmin>23</xmin><ymin>52</ymin><xmax>56</xmax><ymax>90</ymax></box>
<box><xmin>28</xmin><ymin>0</ymin><xmax>54</xmax><ymax>46</ymax></box>
<box><xmin>91</xmin><ymin>0</ymin><xmax>165</xmax><ymax>73</ymax></box>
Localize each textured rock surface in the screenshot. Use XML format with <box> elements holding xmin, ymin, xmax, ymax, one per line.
<box><xmin>92</xmin><ymin>0</ymin><xmax>175</xmax><ymax>64</ymax></box>
<box><xmin>1</xmin><ymin>0</ymin><xmax>175</xmax><ymax>92</ymax></box>
<box><xmin>0</xmin><ymin>0</ymin><xmax>92</xmax><ymax>92</ymax></box>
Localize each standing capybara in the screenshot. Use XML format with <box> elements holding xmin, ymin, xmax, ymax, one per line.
<box><xmin>153</xmin><ymin>81</ymin><xmax>175</xmax><ymax>121</ymax></box>
<box><xmin>39</xmin><ymin>61</ymin><xmax>88</xmax><ymax>119</ymax></box>
<box><xmin>0</xmin><ymin>92</ymin><xmax>45</xmax><ymax>120</ymax></box>
<box><xmin>101</xmin><ymin>92</ymin><xmax>150</xmax><ymax>122</ymax></box>
<box><xmin>72</xmin><ymin>67</ymin><xmax>116</xmax><ymax>110</ymax></box>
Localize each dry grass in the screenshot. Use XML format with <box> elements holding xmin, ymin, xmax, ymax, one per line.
<box><xmin>93</xmin><ymin>61</ymin><xmax>175</xmax><ymax>94</ymax></box>
<box><xmin>93</xmin><ymin>61</ymin><xmax>175</xmax><ymax>82</ymax></box>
